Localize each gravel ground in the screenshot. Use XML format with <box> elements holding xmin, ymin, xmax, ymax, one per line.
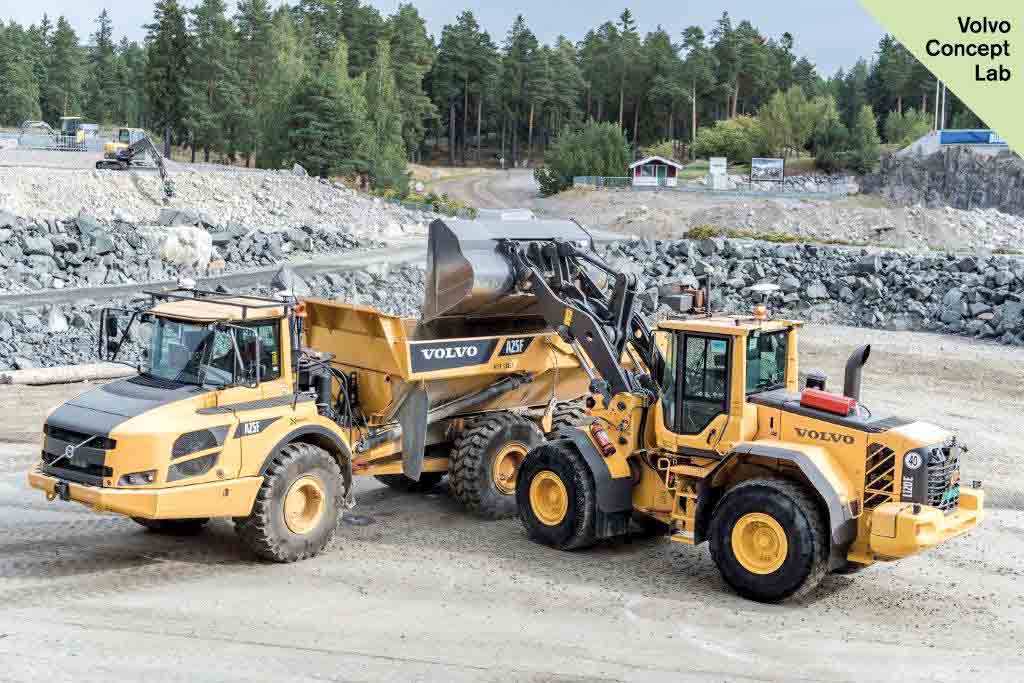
<box><xmin>0</xmin><ymin>324</ymin><xmax>1020</xmax><ymax>681</ymax></box>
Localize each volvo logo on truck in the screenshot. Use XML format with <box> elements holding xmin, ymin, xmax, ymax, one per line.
<box><xmin>410</xmin><ymin>339</ymin><xmax>498</xmax><ymax>372</ymax></box>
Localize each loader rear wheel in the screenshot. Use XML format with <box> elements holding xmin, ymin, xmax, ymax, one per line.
<box><xmin>516</xmin><ymin>443</ymin><xmax>597</xmax><ymax>551</ymax></box>
<box><xmin>451</xmin><ymin>412</ymin><xmax>545</xmax><ymax>519</ymax></box>
<box><xmin>235</xmin><ymin>442</ymin><xmax>341</xmax><ymax>563</ymax></box>
<box><xmin>709</xmin><ymin>478</ymin><xmax>829</xmax><ymax>603</ymax></box>
<box><xmin>374</xmin><ymin>472</ymin><xmax>445</xmax><ymax>493</ymax></box>
<box><xmin>131</xmin><ymin>517</ymin><xmax>208</xmax><ymax>535</ymax></box>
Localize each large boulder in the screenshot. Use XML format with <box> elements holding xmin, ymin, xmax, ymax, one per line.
<box><xmin>270</xmin><ymin>265</ymin><xmax>312</xmax><ymax>297</ymax></box>
<box><xmin>159</xmin><ymin>226</ymin><xmax>213</xmax><ymax>271</ymax></box>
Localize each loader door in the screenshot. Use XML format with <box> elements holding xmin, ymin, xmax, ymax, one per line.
<box><xmin>656</xmin><ymin>331</ymin><xmax>732</xmax><ymax>455</ymax></box>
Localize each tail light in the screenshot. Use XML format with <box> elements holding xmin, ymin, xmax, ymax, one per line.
<box><xmin>589</xmin><ymin>423</ymin><xmax>616</xmax><ymax>457</ymax></box>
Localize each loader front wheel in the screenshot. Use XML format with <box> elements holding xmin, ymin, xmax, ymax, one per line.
<box><xmin>709</xmin><ymin>478</ymin><xmax>829</xmax><ymax>603</ymax></box>
<box><xmin>235</xmin><ymin>442</ymin><xmax>341</xmax><ymax>562</ymax></box>
<box><xmin>516</xmin><ymin>443</ymin><xmax>597</xmax><ymax>551</ymax></box>
<box><xmin>451</xmin><ymin>412</ymin><xmax>545</xmax><ymax>519</ymax></box>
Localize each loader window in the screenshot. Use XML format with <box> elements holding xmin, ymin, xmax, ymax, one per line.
<box><xmin>660</xmin><ymin>333</ymin><xmax>678</xmax><ymax>432</ymax></box>
<box><xmin>746</xmin><ymin>331</ymin><xmax>788</xmax><ymax>394</ymax></box>
<box><xmin>678</xmin><ymin>335</ymin><xmax>729</xmax><ymax>435</ymax></box>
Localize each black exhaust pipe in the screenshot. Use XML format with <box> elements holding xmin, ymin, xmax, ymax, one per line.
<box><xmin>843</xmin><ymin>345</ymin><xmax>871</xmax><ymax>401</ymax></box>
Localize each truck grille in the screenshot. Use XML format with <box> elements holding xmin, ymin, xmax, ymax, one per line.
<box><xmin>41</xmin><ymin>423</ymin><xmax>116</xmax><ymax>486</ymax></box>
<box><xmin>926</xmin><ymin>446</ymin><xmax>961</xmax><ymax>514</ymax></box>
<box><xmin>43</xmin><ymin>424</ymin><xmax>117</xmax><ymax>451</ymax></box>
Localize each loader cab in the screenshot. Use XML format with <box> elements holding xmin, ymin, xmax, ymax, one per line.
<box><xmin>652</xmin><ymin>317</ymin><xmax>800</xmax><ymax>456</ymax></box>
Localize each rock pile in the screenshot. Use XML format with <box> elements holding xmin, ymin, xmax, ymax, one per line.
<box><xmin>601</xmin><ymin>237</ymin><xmax>1024</xmax><ymax>346</ymax></box>
<box><xmin>0</xmin><ymin>265</ymin><xmax>426</xmax><ymax>370</ymax></box>
<box><xmin>863</xmin><ymin>147</ymin><xmax>1024</xmax><ymax>217</ymax></box>
<box><xmin>0</xmin><ymin>210</ymin><xmax>366</xmax><ymax>292</ymax></box>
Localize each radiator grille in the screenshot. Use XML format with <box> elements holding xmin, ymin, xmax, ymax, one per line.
<box><xmin>926</xmin><ymin>447</ymin><xmax>961</xmax><ymax>514</ymax></box>
<box><xmin>863</xmin><ymin>442</ymin><xmax>896</xmax><ymax>509</ymax></box>
<box><xmin>43</xmin><ymin>424</ymin><xmax>116</xmax><ymax>451</ymax></box>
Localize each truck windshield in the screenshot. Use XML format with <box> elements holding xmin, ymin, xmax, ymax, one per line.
<box><xmin>745</xmin><ymin>330</ymin><xmax>788</xmax><ymax>394</ymax></box>
<box><xmin>145</xmin><ymin>319</ymin><xmax>238</xmax><ymax>387</ymax></box>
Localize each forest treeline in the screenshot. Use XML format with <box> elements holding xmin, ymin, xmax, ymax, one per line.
<box><xmin>0</xmin><ymin>1</ymin><xmax>985</xmax><ymax>183</ymax></box>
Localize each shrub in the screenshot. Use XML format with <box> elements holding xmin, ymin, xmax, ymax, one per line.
<box><xmin>883</xmin><ymin>108</ymin><xmax>931</xmax><ymax>146</ymax></box>
<box><xmin>691</xmin><ymin>115</ymin><xmax>770</xmax><ymax>163</ymax></box>
<box><xmin>811</xmin><ymin>105</ymin><xmax>879</xmax><ymax>174</ymax></box>
<box><xmin>533</xmin><ymin>121</ymin><xmax>633</xmax><ymax>196</ymax></box>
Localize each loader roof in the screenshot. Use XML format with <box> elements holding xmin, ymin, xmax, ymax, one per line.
<box><xmin>657</xmin><ymin>315</ymin><xmax>802</xmax><ymax>336</ymax></box>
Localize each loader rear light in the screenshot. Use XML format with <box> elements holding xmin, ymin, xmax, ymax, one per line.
<box><xmin>800</xmin><ymin>388</ymin><xmax>857</xmax><ymax>416</ymax></box>
<box><xmin>590</xmin><ymin>423</ymin><xmax>616</xmax><ymax>457</ymax></box>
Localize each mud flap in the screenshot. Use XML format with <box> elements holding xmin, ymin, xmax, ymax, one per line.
<box><xmin>396</xmin><ymin>383</ymin><xmax>429</xmax><ymax>481</ymax></box>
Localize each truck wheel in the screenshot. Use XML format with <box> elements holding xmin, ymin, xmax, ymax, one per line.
<box><xmin>516</xmin><ymin>443</ymin><xmax>597</xmax><ymax>550</ymax></box>
<box><xmin>374</xmin><ymin>472</ymin><xmax>445</xmax><ymax>493</ymax></box>
<box><xmin>547</xmin><ymin>400</ymin><xmax>591</xmax><ymax>436</ymax></box>
<box><xmin>235</xmin><ymin>442</ymin><xmax>342</xmax><ymax>563</ymax></box>
<box><xmin>132</xmin><ymin>517</ymin><xmax>209</xmax><ymax>535</ymax></box>
<box><xmin>709</xmin><ymin>478</ymin><xmax>829</xmax><ymax>603</ymax></box>
<box><xmin>451</xmin><ymin>412</ymin><xmax>545</xmax><ymax>519</ymax></box>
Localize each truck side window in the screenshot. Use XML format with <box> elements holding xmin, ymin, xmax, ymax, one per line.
<box><xmin>251</xmin><ymin>322</ymin><xmax>281</xmax><ymax>381</ymax></box>
<box><xmin>680</xmin><ymin>336</ymin><xmax>729</xmax><ymax>434</ymax></box>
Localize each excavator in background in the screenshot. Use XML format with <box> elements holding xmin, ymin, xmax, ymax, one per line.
<box><xmin>429</xmin><ymin>222</ymin><xmax>984</xmax><ymax>602</ymax></box>
<box><xmin>96</xmin><ymin>132</ymin><xmax>175</xmax><ymax>202</ymax></box>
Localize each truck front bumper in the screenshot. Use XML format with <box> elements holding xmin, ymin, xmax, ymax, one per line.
<box><xmin>869</xmin><ymin>487</ymin><xmax>984</xmax><ymax>559</ymax></box>
<box><xmin>27</xmin><ymin>467</ymin><xmax>263</xmax><ymax>519</ymax></box>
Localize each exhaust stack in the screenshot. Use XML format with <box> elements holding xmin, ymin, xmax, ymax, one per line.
<box><xmin>842</xmin><ymin>345</ymin><xmax>871</xmax><ymax>401</ymax></box>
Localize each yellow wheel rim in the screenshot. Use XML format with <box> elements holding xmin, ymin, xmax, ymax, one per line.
<box><xmin>492</xmin><ymin>441</ymin><xmax>528</xmax><ymax>495</ymax></box>
<box><xmin>529</xmin><ymin>471</ymin><xmax>569</xmax><ymax>526</ymax></box>
<box><xmin>283</xmin><ymin>475</ymin><xmax>326</xmax><ymax>535</ymax></box>
<box><xmin>731</xmin><ymin>512</ymin><xmax>788</xmax><ymax>575</ymax></box>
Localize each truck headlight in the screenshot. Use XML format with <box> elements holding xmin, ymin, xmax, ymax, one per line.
<box><xmin>118</xmin><ymin>470</ymin><xmax>156</xmax><ymax>486</ymax></box>
<box><xmin>167</xmin><ymin>453</ymin><xmax>218</xmax><ymax>482</ymax></box>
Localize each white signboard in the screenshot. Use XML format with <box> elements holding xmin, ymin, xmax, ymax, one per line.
<box><xmin>709</xmin><ymin>157</ymin><xmax>728</xmax><ymax>176</ymax></box>
<box><xmin>750</xmin><ymin>157</ymin><xmax>785</xmax><ymax>183</ymax></box>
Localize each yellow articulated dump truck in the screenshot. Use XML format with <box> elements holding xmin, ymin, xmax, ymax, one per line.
<box><xmin>27</xmin><ymin>220</ymin><xmax>593</xmax><ymax>561</ymax></box>
<box><xmin>407</xmin><ymin>223</ymin><xmax>984</xmax><ymax>602</ymax></box>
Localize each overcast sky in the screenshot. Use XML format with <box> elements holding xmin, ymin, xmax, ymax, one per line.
<box><xmin>5</xmin><ymin>0</ymin><xmax>884</xmax><ymax>76</ymax></box>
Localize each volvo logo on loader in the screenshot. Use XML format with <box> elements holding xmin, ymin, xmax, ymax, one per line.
<box><xmin>794</xmin><ymin>427</ymin><xmax>855</xmax><ymax>445</ymax></box>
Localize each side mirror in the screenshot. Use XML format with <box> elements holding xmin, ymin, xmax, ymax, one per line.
<box><xmin>104</xmin><ymin>314</ymin><xmax>119</xmax><ymax>338</ymax></box>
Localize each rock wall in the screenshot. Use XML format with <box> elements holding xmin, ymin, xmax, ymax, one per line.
<box><xmin>863</xmin><ymin>147</ymin><xmax>1024</xmax><ymax>217</ymax></box>
<box><xmin>601</xmin><ymin>237</ymin><xmax>1024</xmax><ymax>345</ymax></box>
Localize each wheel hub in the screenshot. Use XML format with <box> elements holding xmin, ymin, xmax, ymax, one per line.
<box><xmin>731</xmin><ymin>512</ymin><xmax>788</xmax><ymax>575</ymax></box>
<box><xmin>492</xmin><ymin>442</ymin><xmax>528</xmax><ymax>495</ymax></box>
<box><xmin>529</xmin><ymin>471</ymin><xmax>568</xmax><ymax>526</ymax></box>
<box><xmin>284</xmin><ymin>475</ymin><xmax>326</xmax><ymax>535</ymax></box>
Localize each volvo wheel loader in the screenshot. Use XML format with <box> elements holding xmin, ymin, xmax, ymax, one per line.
<box><xmin>27</xmin><ymin>220</ymin><xmax>595</xmax><ymax>561</ymax></box>
<box><xmin>423</xmin><ymin>226</ymin><xmax>985</xmax><ymax>602</ymax></box>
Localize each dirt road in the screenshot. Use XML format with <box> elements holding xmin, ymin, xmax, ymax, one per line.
<box><xmin>1</xmin><ymin>325</ymin><xmax>1020</xmax><ymax>681</ymax></box>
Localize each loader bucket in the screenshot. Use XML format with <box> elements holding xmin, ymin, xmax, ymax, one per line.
<box><xmin>422</xmin><ymin>218</ymin><xmax>592</xmax><ymax>322</ymax></box>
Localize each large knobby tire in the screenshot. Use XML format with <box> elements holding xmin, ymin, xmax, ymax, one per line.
<box><xmin>132</xmin><ymin>517</ymin><xmax>209</xmax><ymax>535</ymax></box>
<box><xmin>235</xmin><ymin>442</ymin><xmax>342</xmax><ymax>563</ymax></box>
<box><xmin>374</xmin><ymin>472</ymin><xmax>445</xmax><ymax>493</ymax></box>
<box><xmin>709</xmin><ymin>478</ymin><xmax>829</xmax><ymax>603</ymax></box>
<box><xmin>450</xmin><ymin>412</ymin><xmax>545</xmax><ymax>519</ymax></box>
<box><xmin>516</xmin><ymin>442</ymin><xmax>598</xmax><ymax>551</ymax></box>
<box><xmin>547</xmin><ymin>400</ymin><xmax>591</xmax><ymax>436</ymax></box>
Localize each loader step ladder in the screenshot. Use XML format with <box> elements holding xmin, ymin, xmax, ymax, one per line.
<box><xmin>666</xmin><ymin>463</ymin><xmax>712</xmax><ymax>545</ymax></box>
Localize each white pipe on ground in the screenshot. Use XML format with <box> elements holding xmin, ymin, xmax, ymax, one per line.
<box><xmin>0</xmin><ymin>363</ymin><xmax>137</xmax><ymax>386</ymax></box>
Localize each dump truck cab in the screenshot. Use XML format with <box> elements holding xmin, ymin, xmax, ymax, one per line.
<box><xmin>58</xmin><ymin>116</ymin><xmax>86</xmax><ymax>148</ymax></box>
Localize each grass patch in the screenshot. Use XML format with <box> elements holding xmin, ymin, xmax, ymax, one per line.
<box><xmin>994</xmin><ymin>247</ymin><xmax>1023</xmax><ymax>255</ymax></box>
<box><xmin>682</xmin><ymin>224</ymin><xmax>872</xmax><ymax>247</ymax></box>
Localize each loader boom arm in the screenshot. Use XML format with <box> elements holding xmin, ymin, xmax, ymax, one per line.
<box><xmin>497</xmin><ymin>238</ymin><xmax>659</xmax><ymax>400</ymax></box>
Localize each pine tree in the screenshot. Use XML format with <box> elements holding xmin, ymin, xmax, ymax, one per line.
<box><xmin>680</xmin><ymin>26</ymin><xmax>718</xmax><ymax>144</ymax></box>
<box><xmin>83</xmin><ymin>9</ymin><xmax>116</xmax><ymax>123</ymax></box>
<box><xmin>45</xmin><ymin>17</ymin><xmax>84</xmax><ymax>121</ymax></box>
<box><xmin>525</xmin><ymin>45</ymin><xmax>552</xmax><ymax>161</ymax></box>
<box><xmin>0</xmin><ymin>22</ymin><xmax>42</xmax><ymax>125</ymax></box>
<box><xmin>547</xmin><ymin>36</ymin><xmax>583</xmax><ymax>134</ymax></box>
<box><xmin>145</xmin><ymin>0</ymin><xmax>191</xmax><ymax>156</ymax></box>
<box><xmin>259</xmin><ymin>8</ymin><xmax>308</xmax><ymax>169</ymax></box>
<box><xmin>501</xmin><ymin>15</ymin><xmax>537</xmax><ymax>165</ymax></box>
<box><xmin>363</xmin><ymin>39</ymin><xmax>406</xmax><ymax>187</ymax></box>
<box><xmin>642</xmin><ymin>27</ymin><xmax>683</xmax><ymax>142</ymax></box>
<box><xmin>28</xmin><ymin>16</ymin><xmax>51</xmax><ymax>119</ymax></box>
<box><xmin>387</xmin><ymin>3</ymin><xmax>436</xmax><ymax>161</ymax></box>
<box><xmin>185</xmin><ymin>0</ymin><xmax>243</xmax><ymax>161</ymax></box>
<box><xmin>235</xmin><ymin>0</ymin><xmax>274</xmax><ymax>165</ymax></box>
<box><xmin>111</xmin><ymin>38</ymin><xmax>146</xmax><ymax>126</ymax></box>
